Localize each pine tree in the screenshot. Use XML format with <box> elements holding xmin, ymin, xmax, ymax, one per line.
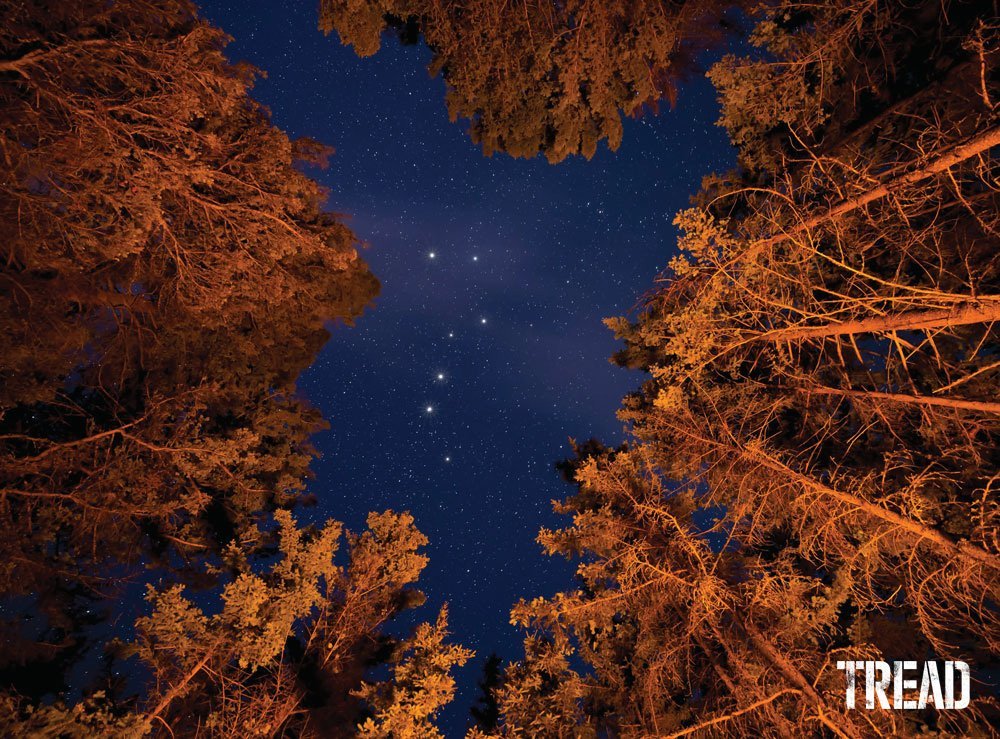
<box><xmin>318</xmin><ymin>0</ymin><xmax>740</xmax><ymax>163</ymax></box>
<box><xmin>1</xmin><ymin>510</ymin><xmax>470</xmax><ymax>737</ymax></box>
<box><xmin>470</xmin><ymin>653</ymin><xmax>504</xmax><ymax>733</ymax></box>
<box><xmin>0</xmin><ymin>0</ymin><xmax>377</xmax><ymax>671</ymax></box>
<box><xmin>355</xmin><ymin>606</ymin><xmax>473</xmax><ymax>739</ymax></box>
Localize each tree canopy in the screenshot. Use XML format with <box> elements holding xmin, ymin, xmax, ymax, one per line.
<box><xmin>0</xmin><ymin>1</ymin><xmax>467</xmax><ymax>734</ymax></box>
<box><xmin>319</xmin><ymin>0</ymin><xmax>738</xmax><ymax>162</ymax></box>
<box><xmin>486</xmin><ymin>0</ymin><xmax>1000</xmax><ymax>735</ymax></box>
<box><xmin>2</xmin><ymin>0</ymin><xmax>998</xmax><ymax>735</ymax></box>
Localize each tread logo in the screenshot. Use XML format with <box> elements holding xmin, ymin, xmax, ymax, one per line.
<box><xmin>835</xmin><ymin>661</ymin><xmax>970</xmax><ymax>710</ymax></box>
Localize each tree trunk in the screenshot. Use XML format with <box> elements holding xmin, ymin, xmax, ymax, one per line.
<box><xmin>743</xmin><ymin>625</ymin><xmax>860</xmax><ymax>739</ymax></box>
<box><xmin>757</xmin><ymin>125</ymin><xmax>1000</xmax><ymax>249</ymax></box>
<box><xmin>662</xmin><ymin>419</ymin><xmax>999</xmax><ymax>571</ymax></box>
<box><xmin>798</xmin><ymin>384</ymin><xmax>1000</xmax><ymax>415</ymax></box>
<box><xmin>0</xmin><ymin>39</ymin><xmax>115</xmax><ymax>74</ymax></box>
<box><xmin>757</xmin><ymin>298</ymin><xmax>1000</xmax><ymax>343</ymax></box>
<box><xmin>741</xmin><ymin>442</ymin><xmax>998</xmax><ymax>571</ymax></box>
<box><xmin>145</xmin><ymin>641</ymin><xmax>223</xmax><ymax>724</ymax></box>
<box><xmin>664</xmin><ymin>689</ymin><xmax>801</xmax><ymax>739</ymax></box>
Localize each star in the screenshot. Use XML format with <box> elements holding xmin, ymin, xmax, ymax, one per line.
<box><xmin>448</xmin><ymin>332</ymin><xmax>454</xmax><ymax>338</ymax></box>
<box><xmin>480</xmin><ymin>318</ymin><xmax>487</xmax><ymax>324</ymax></box>
<box><xmin>429</xmin><ymin>251</ymin><xmax>436</xmax><ymax>259</ymax></box>
<box><xmin>436</xmin><ymin>372</ymin><xmax>445</xmax><ymax>381</ymax></box>
<box><xmin>425</xmin><ymin>405</ymin><xmax>434</xmax><ymax>414</ymax></box>
<box><xmin>472</xmin><ymin>255</ymin><xmax>478</xmax><ymax>262</ymax></box>
<box><xmin>445</xmin><ymin>456</ymin><xmax>451</xmax><ymax>462</ymax></box>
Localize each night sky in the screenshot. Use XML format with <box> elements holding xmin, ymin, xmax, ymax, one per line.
<box><xmin>198</xmin><ymin>1</ymin><xmax>735</xmax><ymax>731</ymax></box>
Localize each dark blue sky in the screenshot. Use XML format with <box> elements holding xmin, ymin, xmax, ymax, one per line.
<box><xmin>198</xmin><ymin>2</ymin><xmax>734</xmax><ymax>731</ymax></box>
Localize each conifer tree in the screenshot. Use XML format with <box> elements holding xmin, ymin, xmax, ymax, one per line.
<box><xmin>0</xmin><ymin>0</ymin><xmax>379</xmax><ymax>598</ymax></box>
<box><xmin>1</xmin><ymin>510</ymin><xmax>470</xmax><ymax>736</ymax></box>
<box><xmin>319</xmin><ymin>0</ymin><xmax>739</xmax><ymax>162</ymax></box>
<box><xmin>470</xmin><ymin>653</ymin><xmax>504</xmax><ymax>733</ymax></box>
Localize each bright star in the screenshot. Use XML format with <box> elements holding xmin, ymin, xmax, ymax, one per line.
<box><xmin>425</xmin><ymin>405</ymin><xmax>434</xmax><ymax>414</ymax></box>
<box><xmin>448</xmin><ymin>332</ymin><xmax>454</xmax><ymax>338</ymax></box>
<box><xmin>436</xmin><ymin>373</ymin><xmax>445</xmax><ymax>381</ymax></box>
<box><xmin>429</xmin><ymin>251</ymin><xmax>436</xmax><ymax>259</ymax></box>
<box><xmin>472</xmin><ymin>255</ymin><xmax>478</xmax><ymax>262</ymax></box>
<box><xmin>480</xmin><ymin>318</ymin><xmax>487</xmax><ymax>324</ymax></box>
<box><xmin>445</xmin><ymin>456</ymin><xmax>451</xmax><ymax>462</ymax></box>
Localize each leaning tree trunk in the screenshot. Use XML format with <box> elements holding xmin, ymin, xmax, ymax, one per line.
<box><xmin>796</xmin><ymin>384</ymin><xmax>1000</xmax><ymax>415</ymax></box>
<box><xmin>755</xmin><ymin>125</ymin><xmax>1000</xmax><ymax>250</ymax></box>
<box><xmin>755</xmin><ymin>298</ymin><xmax>1000</xmax><ymax>343</ymax></box>
<box><xmin>661</xmin><ymin>418</ymin><xmax>999</xmax><ymax>571</ymax></box>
